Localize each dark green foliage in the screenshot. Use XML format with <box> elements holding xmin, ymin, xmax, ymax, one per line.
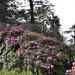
<box><xmin>26</xmin><ymin>35</ymin><xmax>38</xmax><ymax>41</ymax></box>
<box><xmin>0</xmin><ymin>0</ymin><xmax>15</xmax><ymax>24</ymax></box>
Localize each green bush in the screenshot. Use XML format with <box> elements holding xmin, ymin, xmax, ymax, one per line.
<box><xmin>26</xmin><ymin>35</ymin><xmax>38</xmax><ymax>41</ymax></box>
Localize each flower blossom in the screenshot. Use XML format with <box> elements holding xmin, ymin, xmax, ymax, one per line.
<box><xmin>48</xmin><ymin>45</ymin><xmax>55</xmax><ymax>49</ymax></box>
<box><xmin>72</xmin><ymin>61</ymin><xmax>75</xmax><ymax>65</ymax></box>
<box><xmin>9</xmin><ymin>26</ymin><xmax>24</xmax><ymax>33</ymax></box>
<box><xmin>40</xmin><ymin>64</ymin><xmax>54</xmax><ymax>69</ymax></box>
<box><xmin>16</xmin><ymin>47</ymin><xmax>25</xmax><ymax>56</ymax></box>
<box><xmin>29</xmin><ymin>41</ymin><xmax>38</xmax><ymax>48</ymax></box>
<box><xmin>47</xmin><ymin>56</ymin><xmax>52</xmax><ymax>61</ymax></box>
<box><xmin>66</xmin><ymin>69</ymin><xmax>72</xmax><ymax>73</ymax></box>
<box><xmin>35</xmin><ymin>60</ymin><xmax>41</xmax><ymax>65</ymax></box>
<box><xmin>16</xmin><ymin>35</ymin><xmax>23</xmax><ymax>41</ymax></box>
<box><xmin>5</xmin><ymin>35</ymin><xmax>23</xmax><ymax>46</ymax></box>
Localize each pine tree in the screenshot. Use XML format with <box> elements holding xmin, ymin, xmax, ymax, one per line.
<box><xmin>49</xmin><ymin>13</ymin><xmax>61</xmax><ymax>36</ymax></box>
<box><xmin>0</xmin><ymin>0</ymin><xmax>15</xmax><ymax>24</ymax></box>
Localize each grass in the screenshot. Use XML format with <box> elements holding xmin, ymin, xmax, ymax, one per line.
<box><xmin>0</xmin><ymin>70</ymin><xmax>68</xmax><ymax>75</ymax></box>
<box><xmin>0</xmin><ymin>70</ymin><xmax>32</xmax><ymax>75</ymax></box>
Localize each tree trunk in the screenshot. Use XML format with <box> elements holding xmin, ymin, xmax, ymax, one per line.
<box><xmin>29</xmin><ymin>0</ymin><xmax>34</xmax><ymax>24</ymax></box>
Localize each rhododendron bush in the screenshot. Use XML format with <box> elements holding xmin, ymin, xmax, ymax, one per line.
<box><xmin>0</xmin><ymin>25</ymin><xmax>75</xmax><ymax>75</ymax></box>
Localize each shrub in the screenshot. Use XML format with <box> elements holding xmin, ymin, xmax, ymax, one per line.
<box><xmin>26</xmin><ymin>31</ymin><xmax>40</xmax><ymax>41</ymax></box>
<box><xmin>0</xmin><ymin>25</ymin><xmax>74</xmax><ymax>75</ymax></box>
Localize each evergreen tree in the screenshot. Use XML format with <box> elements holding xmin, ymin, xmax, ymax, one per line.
<box><xmin>0</xmin><ymin>0</ymin><xmax>15</xmax><ymax>24</ymax></box>
<box><xmin>49</xmin><ymin>13</ymin><xmax>61</xmax><ymax>36</ymax></box>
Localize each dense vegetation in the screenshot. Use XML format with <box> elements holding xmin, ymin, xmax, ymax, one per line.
<box><xmin>0</xmin><ymin>25</ymin><xmax>74</xmax><ymax>75</ymax></box>
<box><xmin>0</xmin><ymin>0</ymin><xmax>75</xmax><ymax>75</ymax></box>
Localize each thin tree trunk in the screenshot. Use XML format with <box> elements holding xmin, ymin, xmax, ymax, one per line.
<box><xmin>29</xmin><ymin>0</ymin><xmax>34</xmax><ymax>24</ymax></box>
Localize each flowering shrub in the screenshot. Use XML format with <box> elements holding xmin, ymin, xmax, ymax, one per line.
<box><xmin>16</xmin><ymin>47</ymin><xmax>25</xmax><ymax>57</ymax></box>
<box><xmin>5</xmin><ymin>35</ymin><xmax>23</xmax><ymax>46</ymax></box>
<box><xmin>28</xmin><ymin>41</ymin><xmax>39</xmax><ymax>49</ymax></box>
<box><xmin>0</xmin><ymin>26</ymin><xmax>25</xmax><ymax>70</ymax></box>
<box><xmin>3</xmin><ymin>26</ymin><xmax>23</xmax><ymax>34</ymax></box>
<box><xmin>41</xmin><ymin>36</ymin><xmax>53</xmax><ymax>45</ymax></box>
<box><xmin>0</xmin><ymin>25</ymin><xmax>74</xmax><ymax>75</ymax></box>
<box><xmin>26</xmin><ymin>31</ymin><xmax>40</xmax><ymax>41</ymax></box>
<box><xmin>2</xmin><ymin>26</ymin><xmax>24</xmax><ymax>35</ymax></box>
<box><xmin>28</xmin><ymin>45</ymin><xmax>69</xmax><ymax>75</ymax></box>
<box><xmin>1</xmin><ymin>26</ymin><xmax>24</xmax><ymax>47</ymax></box>
<box><xmin>9</xmin><ymin>26</ymin><xmax>24</xmax><ymax>33</ymax></box>
<box><xmin>66</xmin><ymin>61</ymin><xmax>75</xmax><ymax>75</ymax></box>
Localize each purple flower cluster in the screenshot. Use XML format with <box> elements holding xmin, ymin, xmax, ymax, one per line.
<box><xmin>35</xmin><ymin>60</ymin><xmax>42</xmax><ymax>65</ymax></box>
<box><xmin>5</xmin><ymin>36</ymin><xmax>16</xmax><ymax>45</ymax></box>
<box><xmin>44</xmin><ymin>49</ymin><xmax>54</xmax><ymax>57</ymax></box>
<box><xmin>5</xmin><ymin>35</ymin><xmax>23</xmax><ymax>46</ymax></box>
<box><xmin>16</xmin><ymin>47</ymin><xmax>25</xmax><ymax>56</ymax></box>
<box><xmin>72</xmin><ymin>61</ymin><xmax>75</xmax><ymax>65</ymax></box>
<box><xmin>47</xmin><ymin>56</ymin><xmax>53</xmax><ymax>61</ymax></box>
<box><xmin>2</xmin><ymin>26</ymin><xmax>11</xmax><ymax>34</ymax></box>
<box><xmin>2</xmin><ymin>26</ymin><xmax>24</xmax><ymax>35</ymax></box>
<box><xmin>2</xmin><ymin>26</ymin><xmax>24</xmax><ymax>46</ymax></box>
<box><xmin>41</xmin><ymin>36</ymin><xmax>49</xmax><ymax>41</ymax></box>
<box><xmin>33</xmin><ymin>47</ymin><xmax>55</xmax><ymax>72</ymax></box>
<box><xmin>48</xmin><ymin>45</ymin><xmax>55</xmax><ymax>49</ymax></box>
<box><xmin>41</xmin><ymin>36</ymin><xmax>49</xmax><ymax>43</ymax></box>
<box><xmin>35</xmin><ymin>60</ymin><xmax>54</xmax><ymax>69</ymax></box>
<box><xmin>9</xmin><ymin>26</ymin><xmax>24</xmax><ymax>34</ymax></box>
<box><xmin>66</xmin><ymin>61</ymin><xmax>75</xmax><ymax>73</ymax></box>
<box><xmin>40</xmin><ymin>63</ymin><xmax>54</xmax><ymax>69</ymax></box>
<box><xmin>29</xmin><ymin>41</ymin><xmax>39</xmax><ymax>49</ymax></box>
<box><xmin>41</xmin><ymin>36</ymin><xmax>52</xmax><ymax>44</ymax></box>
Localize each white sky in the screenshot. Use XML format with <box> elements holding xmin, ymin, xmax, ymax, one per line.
<box><xmin>52</xmin><ymin>0</ymin><xmax>75</xmax><ymax>31</ymax></box>
<box><xmin>51</xmin><ymin>0</ymin><xmax>75</xmax><ymax>44</ymax></box>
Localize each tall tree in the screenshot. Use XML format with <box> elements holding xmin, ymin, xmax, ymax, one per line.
<box><xmin>49</xmin><ymin>13</ymin><xmax>61</xmax><ymax>36</ymax></box>
<box><xmin>33</xmin><ymin>0</ymin><xmax>56</xmax><ymax>33</ymax></box>
<box><xmin>0</xmin><ymin>0</ymin><xmax>15</xmax><ymax>24</ymax></box>
<box><xmin>29</xmin><ymin>0</ymin><xmax>34</xmax><ymax>24</ymax></box>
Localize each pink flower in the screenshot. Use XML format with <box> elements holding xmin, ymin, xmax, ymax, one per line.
<box><xmin>50</xmin><ymin>65</ymin><xmax>54</xmax><ymax>68</ymax></box>
<box><xmin>66</xmin><ymin>69</ymin><xmax>72</xmax><ymax>73</ymax></box>
<box><xmin>5</xmin><ymin>37</ymin><xmax>11</xmax><ymax>45</ymax></box>
<box><xmin>17</xmin><ymin>36</ymin><xmax>23</xmax><ymax>41</ymax></box>
<box><xmin>11</xmin><ymin>40</ymin><xmax>16</xmax><ymax>45</ymax></box>
<box><xmin>47</xmin><ymin>66</ymin><xmax>50</xmax><ymax>69</ymax></box>
<box><xmin>45</xmin><ymin>49</ymin><xmax>50</xmax><ymax>54</ymax></box>
<box><xmin>41</xmin><ymin>36</ymin><xmax>48</xmax><ymax>41</ymax></box>
<box><xmin>5</xmin><ymin>36</ymin><xmax>17</xmax><ymax>45</ymax></box>
<box><xmin>29</xmin><ymin>41</ymin><xmax>38</xmax><ymax>48</ymax></box>
<box><xmin>16</xmin><ymin>47</ymin><xmax>25</xmax><ymax>56</ymax></box>
<box><xmin>10</xmin><ymin>26</ymin><xmax>24</xmax><ymax>33</ymax></box>
<box><xmin>71</xmin><ymin>69</ymin><xmax>75</xmax><ymax>72</ymax></box>
<box><xmin>40</xmin><ymin>64</ymin><xmax>54</xmax><ymax>69</ymax></box>
<box><xmin>40</xmin><ymin>63</ymin><xmax>44</xmax><ymax>68</ymax></box>
<box><xmin>29</xmin><ymin>41</ymin><xmax>38</xmax><ymax>45</ymax></box>
<box><xmin>47</xmin><ymin>56</ymin><xmax>52</xmax><ymax>61</ymax></box>
<box><xmin>44</xmin><ymin>65</ymin><xmax>48</xmax><ymax>68</ymax></box>
<box><xmin>35</xmin><ymin>60</ymin><xmax>41</xmax><ymax>65</ymax></box>
<box><xmin>72</xmin><ymin>61</ymin><xmax>75</xmax><ymax>65</ymax></box>
<box><xmin>48</xmin><ymin>45</ymin><xmax>55</xmax><ymax>49</ymax></box>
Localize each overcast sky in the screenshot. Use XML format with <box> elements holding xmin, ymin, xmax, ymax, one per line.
<box><xmin>51</xmin><ymin>0</ymin><xmax>75</xmax><ymax>44</ymax></box>
<box><xmin>52</xmin><ymin>0</ymin><xmax>75</xmax><ymax>31</ymax></box>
